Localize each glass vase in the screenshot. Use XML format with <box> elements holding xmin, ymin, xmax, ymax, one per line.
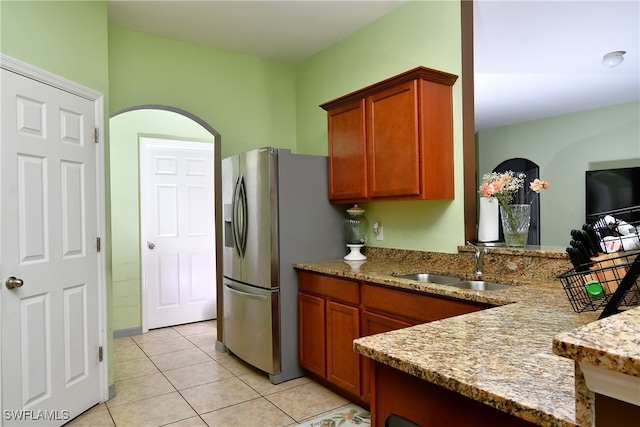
<box><xmin>500</xmin><ymin>204</ymin><xmax>531</xmax><ymax>247</ymax></box>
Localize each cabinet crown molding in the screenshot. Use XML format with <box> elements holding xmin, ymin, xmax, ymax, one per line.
<box><xmin>320</xmin><ymin>66</ymin><xmax>459</xmax><ymax>111</ymax></box>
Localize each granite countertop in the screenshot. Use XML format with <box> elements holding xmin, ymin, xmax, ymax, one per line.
<box><xmin>553</xmin><ymin>306</ymin><xmax>640</xmax><ymax>378</ymax></box>
<box><xmin>551</xmin><ymin>304</ymin><xmax>640</xmax><ymax>426</ymax></box>
<box><xmin>294</xmin><ymin>247</ymin><xmax>605</xmax><ymax>427</ymax></box>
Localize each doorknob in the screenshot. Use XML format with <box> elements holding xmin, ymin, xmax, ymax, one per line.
<box><xmin>147</xmin><ymin>241</ymin><xmax>156</xmax><ymax>250</ymax></box>
<box><xmin>5</xmin><ymin>276</ymin><xmax>24</xmax><ymax>290</ymax></box>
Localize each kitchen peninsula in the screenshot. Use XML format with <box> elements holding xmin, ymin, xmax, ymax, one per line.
<box><xmin>294</xmin><ymin>246</ymin><xmax>634</xmax><ymax>426</ymax></box>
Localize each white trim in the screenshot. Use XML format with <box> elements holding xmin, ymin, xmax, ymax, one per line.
<box><xmin>0</xmin><ymin>54</ymin><xmax>102</xmax><ymax>101</ymax></box>
<box><xmin>94</xmin><ymin>96</ymin><xmax>109</xmax><ymax>404</ymax></box>
<box><xmin>0</xmin><ymin>54</ymin><xmax>109</xmax><ymax>403</ymax></box>
<box><xmin>141</xmin><ymin>138</ymin><xmax>215</xmax><ymax>152</ymax></box>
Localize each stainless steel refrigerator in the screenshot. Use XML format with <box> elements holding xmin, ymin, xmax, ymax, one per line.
<box><xmin>222</xmin><ymin>147</ymin><xmax>345</xmax><ymax>384</ymax></box>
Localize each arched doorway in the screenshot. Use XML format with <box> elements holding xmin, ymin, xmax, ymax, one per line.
<box><xmin>109</xmin><ymin>106</ymin><xmax>223</xmax><ymax>345</ymax></box>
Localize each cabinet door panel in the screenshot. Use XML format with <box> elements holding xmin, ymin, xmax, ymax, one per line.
<box><xmin>419</xmin><ymin>80</ymin><xmax>454</xmax><ymax>199</ymax></box>
<box><xmin>367</xmin><ymin>81</ymin><xmax>420</xmax><ymax>198</ymax></box>
<box><xmin>327</xmin><ymin>100</ymin><xmax>367</xmax><ymax>201</ymax></box>
<box><xmin>361</xmin><ymin>310</ymin><xmax>413</xmax><ymax>403</ymax></box>
<box><xmin>326</xmin><ymin>300</ymin><xmax>360</xmax><ymax>396</ymax></box>
<box><xmin>298</xmin><ymin>293</ymin><xmax>326</xmax><ymax>376</ymax></box>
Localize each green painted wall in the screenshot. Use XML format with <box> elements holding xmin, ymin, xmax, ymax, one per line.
<box><xmin>106</xmin><ymin>27</ymin><xmax>299</xmax><ymax>332</ymax></box>
<box><xmin>107</xmin><ymin>26</ymin><xmax>297</xmax><ymax>159</ymax></box>
<box><xmin>477</xmin><ymin>101</ymin><xmax>640</xmax><ymax>247</ymax></box>
<box><xmin>2</xmin><ymin>1</ymin><xmax>466</xmax><ymax>343</ymax></box>
<box><xmin>1</xmin><ymin>0</ymin><xmax>109</xmax><ymax>93</ymax></box>
<box><xmin>296</xmin><ymin>0</ymin><xmax>464</xmax><ymax>252</ymax></box>
<box><xmin>109</xmin><ymin>110</ymin><xmax>214</xmax><ymax>331</ymax></box>
<box><xmin>105</xmin><ymin>0</ymin><xmax>465</xmax><ymax>336</ymax></box>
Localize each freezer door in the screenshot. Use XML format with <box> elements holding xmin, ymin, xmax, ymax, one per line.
<box><xmin>223</xmin><ymin>280</ymin><xmax>280</xmax><ymax>375</ymax></box>
<box><xmin>241</xmin><ymin>148</ymin><xmax>278</xmax><ymax>288</ymax></box>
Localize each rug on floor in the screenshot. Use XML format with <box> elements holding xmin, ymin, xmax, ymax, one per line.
<box><xmin>297</xmin><ymin>405</ymin><xmax>371</xmax><ymax>427</ymax></box>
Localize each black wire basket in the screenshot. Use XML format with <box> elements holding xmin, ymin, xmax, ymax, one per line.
<box><xmin>557</xmin><ymin>250</ymin><xmax>640</xmax><ymax>314</ymax></box>
<box><xmin>586</xmin><ymin>205</ymin><xmax>640</xmax><ymax>254</ymax></box>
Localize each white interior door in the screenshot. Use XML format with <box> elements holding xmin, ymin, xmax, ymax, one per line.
<box><xmin>141</xmin><ymin>137</ymin><xmax>216</xmax><ymax>330</ymax></box>
<box><xmin>1</xmin><ymin>67</ymin><xmax>103</xmax><ymax>424</ymax></box>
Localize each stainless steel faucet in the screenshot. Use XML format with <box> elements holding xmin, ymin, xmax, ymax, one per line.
<box><xmin>466</xmin><ymin>241</ymin><xmax>487</xmax><ymax>277</ymax></box>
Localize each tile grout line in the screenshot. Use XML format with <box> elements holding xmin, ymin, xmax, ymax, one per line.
<box><xmin>110</xmin><ymin>325</ymin><xmax>217</xmax><ymax>426</ymax></box>
<box><xmin>106</xmin><ymin>321</ymin><xmax>352</xmax><ymax>427</ymax></box>
<box><xmin>143</xmin><ymin>330</ymin><xmax>210</xmax><ymax>426</ymax></box>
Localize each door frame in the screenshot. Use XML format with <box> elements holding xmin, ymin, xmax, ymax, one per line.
<box><xmin>0</xmin><ymin>54</ymin><xmax>109</xmax><ymax>405</ymax></box>
<box><xmin>139</xmin><ymin>136</ymin><xmax>215</xmax><ymax>333</ymax></box>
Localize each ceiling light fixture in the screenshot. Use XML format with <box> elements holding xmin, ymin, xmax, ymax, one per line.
<box><xmin>602</xmin><ymin>51</ymin><xmax>626</xmax><ymax>67</ymax></box>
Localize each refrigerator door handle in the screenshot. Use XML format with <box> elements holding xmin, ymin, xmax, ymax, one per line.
<box><xmin>224</xmin><ymin>283</ymin><xmax>268</xmax><ymax>301</ymax></box>
<box><xmin>231</xmin><ymin>174</ymin><xmax>241</xmax><ymax>256</ymax></box>
<box><xmin>239</xmin><ymin>175</ymin><xmax>248</xmax><ymax>255</ymax></box>
<box><xmin>232</xmin><ymin>173</ymin><xmax>248</xmax><ymax>258</ymax></box>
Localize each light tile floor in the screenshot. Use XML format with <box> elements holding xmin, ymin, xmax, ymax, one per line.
<box><xmin>66</xmin><ymin>320</ymin><xmax>352</xmax><ymax>427</ymax></box>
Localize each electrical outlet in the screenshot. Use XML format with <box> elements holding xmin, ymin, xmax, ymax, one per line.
<box><xmin>375</xmin><ymin>226</ymin><xmax>383</xmax><ymax>241</ymax></box>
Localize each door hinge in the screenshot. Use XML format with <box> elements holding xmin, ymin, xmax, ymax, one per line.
<box><xmin>94</xmin><ymin>128</ymin><xmax>99</xmax><ymax>143</ymax></box>
<box><xmin>96</xmin><ymin>237</ymin><xmax>101</xmax><ymax>252</ymax></box>
<box><xmin>98</xmin><ymin>346</ymin><xmax>103</xmax><ymax>362</ymax></box>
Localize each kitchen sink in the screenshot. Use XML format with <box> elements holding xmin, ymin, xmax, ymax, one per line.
<box><xmin>443</xmin><ymin>280</ymin><xmax>512</xmax><ymax>291</ymax></box>
<box><xmin>393</xmin><ymin>274</ymin><xmax>513</xmax><ymax>291</ymax></box>
<box><xmin>394</xmin><ymin>273</ymin><xmax>462</xmax><ymax>285</ymax></box>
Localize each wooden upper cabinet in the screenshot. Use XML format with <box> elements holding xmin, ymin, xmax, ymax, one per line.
<box><xmin>321</xmin><ymin>67</ymin><xmax>458</xmax><ymax>203</ymax></box>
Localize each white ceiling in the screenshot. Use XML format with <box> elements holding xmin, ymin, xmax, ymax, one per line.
<box><xmin>107</xmin><ymin>0</ymin><xmax>410</xmax><ymax>63</ymax></box>
<box><xmin>107</xmin><ymin>0</ymin><xmax>640</xmax><ymax>131</ymax></box>
<box><xmin>474</xmin><ymin>0</ymin><xmax>639</xmax><ymax>130</ymax></box>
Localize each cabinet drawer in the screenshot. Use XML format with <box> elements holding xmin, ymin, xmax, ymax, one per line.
<box><xmin>298</xmin><ymin>271</ymin><xmax>359</xmax><ymax>305</ymax></box>
<box><xmin>361</xmin><ymin>310</ymin><xmax>414</xmax><ymax>335</ymax></box>
<box><xmin>361</xmin><ymin>283</ymin><xmax>487</xmax><ymax>323</ymax></box>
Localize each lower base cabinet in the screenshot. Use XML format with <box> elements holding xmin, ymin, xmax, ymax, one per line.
<box><xmin>298</xmin><ymin>271</ymin><xmax>361</xmax><ymax>400</ymax></box>
<box><xmin>297</xmin><ymin>270</ymin><xmax>492</xmax><ymax>406</ymax></box>
<box><xmin>371</xmin><ymin>362</ymin><xmax>537</xmax><ymax>427</ymax></box>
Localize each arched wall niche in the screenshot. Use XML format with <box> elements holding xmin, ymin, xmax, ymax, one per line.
<box><xmin>493</xmin><ymin>158</ymin><xmax>540</xmax><ymax>245</ymax></box>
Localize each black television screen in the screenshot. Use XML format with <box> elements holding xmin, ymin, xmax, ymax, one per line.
<box><xmin>586</xmin><ymin>166</ymin><xmax>640</xmax><ymax>218</ymax></box>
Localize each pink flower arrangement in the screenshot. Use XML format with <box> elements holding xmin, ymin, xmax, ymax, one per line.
<box><xmin>479</xmin><ymin>171</ymin><xmax>550</xmax><ymax>246</ymax></box>
<box><xmin>479</xmin><ymin>171</ymin><xmax>549</xmax><ymax>208</ymax></box>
